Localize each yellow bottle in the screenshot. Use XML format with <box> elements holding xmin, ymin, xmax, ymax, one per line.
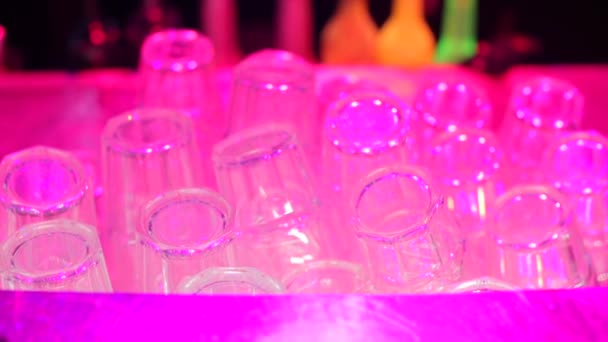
<box><xmin>320</xmin><ymin>0</ymin><xmax>378</xmax><ymax>65</ymax></box>
<box><xmin>376</xmin><ymin>0</ymin><xmax>436</xmax><ymax>68</ymax></box>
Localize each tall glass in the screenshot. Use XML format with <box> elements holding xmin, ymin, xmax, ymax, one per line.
<box><xmin>499</xmin><ymin>77</ymin><xmax>584</xmax><ymax>183</ymax></box>
<box><xmin>101</xmin><ymin>108</ymin><xmax>203</xmax><ymax>291</ymax></box>
<box><xmin>352</xmin><ymin>166</ymin><xmax>464</xmax><ymax>293</ymax></box>
<box><xmin>177</xmin><ymin>267</ymin><xmax>284</xmax><ymax>294</ymax></box>
<box><xmin>139</xmin><ymin>29</ymin><xmax>224</xmax><ymax>182</ymax></box>
<box><xmin>213</xmin><ymin>124</ymin><xmax>323</xmax><ymax>281</ymax></box>
<box><xmin>488</xmin><ymin>185</ymin><xmax>594</xmax><ymax>289</ymax></box>
<box><xmin>543</xmin><ymin>131</ymin><xmax>608</xmax><ymax>286</ymax></box>
<box><xmin>138</xmin><ymin>188</ymin><xmax>234</xmax><ymax>293</ymax></box>
<box><xmin>0</xmin><ymin>220</ymin><xmax>112</xmax><ymax>292</ymax></box>
<box><xmin>0</xmin><ymin>146</ymin><xmax>96</xmax><ymax>243</ymax></box>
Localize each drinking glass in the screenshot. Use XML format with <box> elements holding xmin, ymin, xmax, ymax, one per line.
<box><xmin>0</xmin><ymin>146</ymin><xmax>96</xmax><ymax>242</ymax></box>
<box><xmin>213</xmin><ymin>124</ymin><xmax>323</xmax><ymax>280</ymax></box>
<box><xmin>543</xmin><ymin>131</ymin><xmax>608</xmax><ymax>286</ymax></box>
<box><xmin>322</xmin><ymin>90</ymin><xmax>418</xmax><ymax>198</ymax></box>
<box><xmin>488</xmin><ymin>185</ymin><xmax>594</xmax><ymax>289</ymax></box>
<box><xmin>177</xmin><ymin>267</ymin><xmax>284</xmax><ymax>294</ymax></box>
<box><xmin>413</xmin><ymin>79</ymin><xmax>492</xmax><ymax>149</ymax></box>
<box><xmin>352</xmin><ymin>166</ymin><xmax>464</xmax><ymax>293</ymax></box>
<box><xmin>138</xmin><ymin>188</ymin><xmax>234</xmax><ymax>293</ymax></box>
<box><xmin>228</xmin><ymin>49</ymin><xmax>317</xmax><ymax>156</ymax></box>
<box><xmin>0</xmin><ymin>220</ymin><xmax>112</xmax><ymax>292</ymax></box>
<box><xmin>101</xmin><ymin>108</ymin><xmax>203</xmax><ymax>291</ymax></box>
<box><xmin>139</xmin><ymin>29</ymin><xmax>224</xmax><ymax>176</ymax></box>
<box><xmin>499</xmin><ymin>77</ymin><xmax>584</xmax><ymax>182</ymax></box>
<box><xmin>427</xmin><ymin>128</ymin><xmax>508</xmax><ymax>232</ymax></box>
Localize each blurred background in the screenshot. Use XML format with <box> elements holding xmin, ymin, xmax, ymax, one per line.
<box><xmin>0</xmin><ymin>0</ymin><xmax>605</xmax><ymax>72</ymax></box>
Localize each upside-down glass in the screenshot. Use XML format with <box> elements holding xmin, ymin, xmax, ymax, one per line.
<box><xmin>0</xmin><ymin>220</ymin><xmax>112</xmax><ymax>292</ymax></box>
<box><xmin>228</xmin><ymin>49</ymin><xmax>317</xmax><ymax>156</ymax></box>
<box><xmin>427</xmin><ymin>128</ymin><xmax>507</xmax><ymax>232</ymax></box>
<box><xmin>177</xmin><ymin>267</ymin><xmax>284</xmax><ymax>294</ymax></box>
<box><xmin>283</xmin><ymin>259</ymin><xmax>370</xmax><ymax>294</ymax></box>
<box><xmin>323</xmin><ymin>90</ymin><xmax>418</xmax><ymax>197</ymax></box>
<box><xmin>139</xmin><ymin>29</ymin><xmax>223</xmax><ymax>182</ymax></box>
<box><xmin>499</xmin><ymin>77</ymin><xmax>584</xmax><ymax>182</ymax></box>
<box><xmin>543</xmin><ymin>131</ymin><xmax>608</xmax><ymax>286</ymax></box>
<box><xmin>138</xmin><ymin>188</ymin><xmax>234</xmax><ymax>293</ymax></box>
<box><xmin>413</xmin><ymin>79</ymin><xmax>493</xmax><ymax>149</ymax></box>
<box><xmin>213</xmin><ymin>124</ymin><xmax>323</xmax><ymax>281</ymax></box>
<box><xmin>322</xmin><ymin>90</ymin><xmax>418</xmax><ymax>261</ymax></box>
<box><xmin>352</xmin><ymin>166</ymin><xmax>464</xmax><ymax>293</ymax></box>
<box><xmin>488</xmin><ymin>185</ymin><xmax>594</xmax><ymax>289</ymax></box>
<box><xmin>101</xmin><ymin>108</ymin><xmax>203</xmax><ymax>292</ymax></box>
<box><xmin>0</xmin><ymin>146</ymin><xmax>96</xmax><ymax>243</ymax></box>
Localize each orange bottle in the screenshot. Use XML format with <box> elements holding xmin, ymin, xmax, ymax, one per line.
<box><xmin>320</xmin><ymin>0</ymin><xmax>378</xmax><ymax>65</ymax></box>
<box><xmin>376</xmin><ymin>0</ymin><xmax>436</xmax><ymax>68</ymax></box>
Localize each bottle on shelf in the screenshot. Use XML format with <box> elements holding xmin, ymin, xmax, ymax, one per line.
<box><xmin>276</xmin><ymin>0</ymin><xmax>314</xmax><ymax>61</ymax></box>
<box><xmin>202</xmin><ymin>0</ymin><xmax>241</xmax><ymax>66</ymax></box>
<box><xmin>320</xmin><ymin>0</ymin><xmax>378</xmax><ymax>65</ymax></box>
<box><xmin>435</xmin><ymin>0</ymin><xmax>478</xmax><ymax>64</ymax></box>
<box><xmin>375</xmin><ymin>0</ymin><xmax>436</xmax><ymax>68</ymax></box>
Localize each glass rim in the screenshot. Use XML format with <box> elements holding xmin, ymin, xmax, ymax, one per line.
<box><xmin>0</xmin><ymin>146</ymin><xmax>89</xmax><ymax>217</ymax></box>
<box><xmin>352</xmin><ymin>165</ymin><xmax>440</xmax><ymax>243</ymax></box>
<box><xmin>543</xmin><ymin>130</ymin><xmax>608</xmax><ymax>194</ymax></box>
<box><xmin>101</xmin><ymin>108</ymin><xmax>194</xmax><ymax>156</ymax></box>
<box><xmin>233</xmin><ymin>49</ymin><xmax>314</xmax><ymax>88</ymax></box>
<box><xmin>323</xmin><ymin>90</ymin><xmax>414</xmax><ymax>156</ymax></box>
<box><xmin>447</xmin><ymin>277</ymin><xmax>520</xmax><ymax>293</ymax></box>
<box><xmin>282</xmin><ymin>259</ymin><xmax>367</xmax><ymax>290</ymax></box>
<box><xmin>138</xmin><ymin>188</ymin><xmax>234</xmax><ymax>258</ymax></box>
<box><xmin>212</xmin><ymin>124</ymin><xmax>298</xmax><ymax>168</ymax></box>
<box><xmin>177</xmin><ymin>266</ymin><xmax>285</xmax><ymax>294</ymax></box>
<box><xmin>413</xmin><ymin>79</ymin><xmax>493</xmax><ymax>131</ymax></box>
<box><xmin>140</xmin><ymin>29</ymin><xmax>214</xmax><ymax>72</ymax></box>
<box><xmin>490</xmin><ymin>184</ymin><xmax>571</xmax><ymax>249</ymax></box>
<box><xmin>508</xmin><ymin>76</ymin><xmax>584</xmax><ymax>130</ymax></box>
<box><xmin>0</xmin><ymin>220</ymin><xmax>102</xmax><ymax>285</ymax></box>
<box><xmin>429</xmin><ymin>127</ymin><xmax>505</xmax><ymax>184</ymax></box>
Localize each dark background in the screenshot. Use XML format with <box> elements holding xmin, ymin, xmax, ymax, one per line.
<box><xmin>0</xmin><ymin>0</ymin><xmax>605</xmax><ymax>71</ymax></box>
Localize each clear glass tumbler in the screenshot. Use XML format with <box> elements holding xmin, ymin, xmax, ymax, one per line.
<box><xmin>412</xmin><ymin>79</ymin><xmax>493</xmax><ymax>149</ymax></box>
<box><xmin>322</xmin><ymin>89</ymin><xmax>418</xmax><ymax>198</ymax></box>
<box><xmin>138</xmin><ymin>188</ymin><xmax>234</xmax><ymax>294</ymax></box>
<box><xmin>283</xmin><ymin>259</ymin><xmax>370</xmax><ymax>294</ymax></box>
<box><xmin>101</xmin><ymin>108</ymin><xmax>203</xmax><ymax>291</ymax></box>
<box><xmin>139</xmin><ymin>29</ymin><xmax>224</xmax><ymax>177</ymax></box>
<box><xmin>543</xmin><ymin>131</ymin><xmax>608</xmax><ymax>286</ymax></box>
<box><xmin>488</xmin><ymin>185</ymin><xmax>594</xmax><ymax>289</ymax></box>
<box><xmin>427</xmin><ymin>128</ymin><xmax>508</xmax><ymax>232</ymax></box>
<box><xmin>352</xmin><ymin>166</ymin><xmax>464</xmax><ymax>293</ymax></box>
<box><xmin>228</xmin><ymin>49</ymin><xmax>317</xmax><ymax>156</ymax></box>
<box><xmin>499</xmin><ymin>77</ymin><xmax>584</xmax><ymax>182</ymax></box>
<box><xmin>0</xmin><ymin>220</ymin><xmax>113</xmax><ymax>292</ymax></box>
<box><xmin>0</xmin><ymin>146</ymin><xmax>96</xmax><ymax>243</ymax></box>
<box><xmin>213</xmin><ymin>124</ymin><xmax>323</xmax><ymax>281</ymax></box>
<box><xmin>177</xmin><ymin>267</ymin><xmax>284</xmax><ymax>294</ymax></box>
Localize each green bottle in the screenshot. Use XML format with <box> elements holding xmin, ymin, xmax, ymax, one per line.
<box><xmin>435</xmin><ymin>0</ymin><xmax>478</xmax><ymax>63</ymax></box>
